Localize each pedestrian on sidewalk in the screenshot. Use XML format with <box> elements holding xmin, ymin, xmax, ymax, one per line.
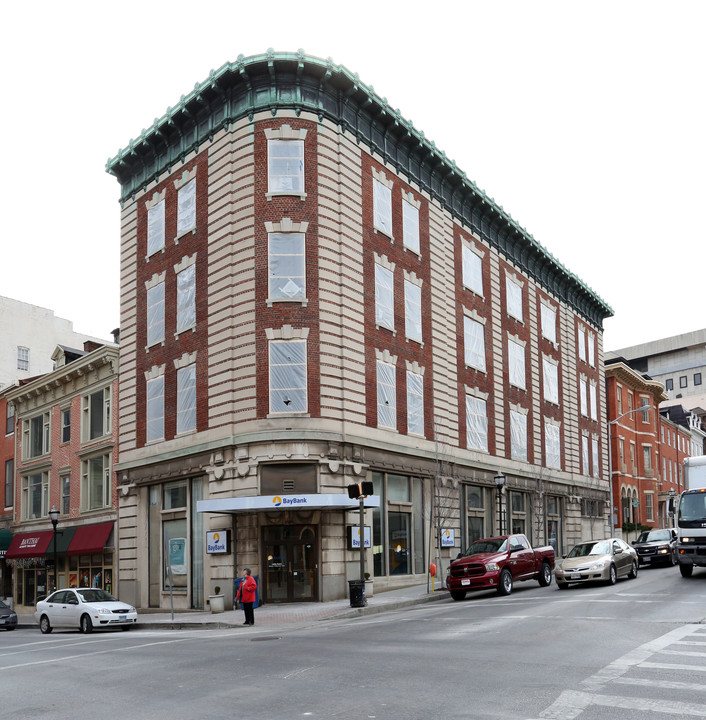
<box><xmin>236</xmin><ymin>568</ymin><xmax>257</xmax><ymax>625</ymax></box>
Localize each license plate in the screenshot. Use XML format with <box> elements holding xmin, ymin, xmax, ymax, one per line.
<box><xmin>642</xmin><ymin>558</ymin><xmax>650</xmax><ymax>563</ymax></box>
<box><xmin>119</xmin><ymin>615</ymin><xmax>126</xmax><ymax>620</ymax></box>
<box><xmin>570</xmin><ymin>573</ymin><xmax>581</xmax><ymax>580</ymax></box>
<box><xmin>461</xmin><ymin>579</ymin><xmax>470</xmax><ymax>586</ymax></box>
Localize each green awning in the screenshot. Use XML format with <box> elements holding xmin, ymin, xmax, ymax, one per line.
<box><xmin>0</xmin><ymin>528</ymin><xmax>13</xmax><ymax>557</ymax></box>
<box><xmin>46</xmin><ymin>526</ymin><xmax>77</xmax><ymax>555</ymax></box>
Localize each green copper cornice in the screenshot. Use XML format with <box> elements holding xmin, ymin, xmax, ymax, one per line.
<box><xmin>106</xmin><ymin>49</ymin><xmax>612</xmax><ymax>327</ymax></box>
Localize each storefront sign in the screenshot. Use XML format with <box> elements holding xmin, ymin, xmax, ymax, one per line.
<box><xmin>169</xmin><ymin>537</ymin><xmax>187</xmax><ymax>575</ymax></box>
<box><xmin>206</xmin><ymin>530</ymin><xmax>230</xmax><ymax>554</ymax></box>
<box><xmin>441</xmin><ymin>529</ymin><xmax>455</xmax><ymax>547</ymax></box>
<box><xmin>348</xmin><ymin>526</ymin><xmax>371</xmax><ymax>549</ymax></box>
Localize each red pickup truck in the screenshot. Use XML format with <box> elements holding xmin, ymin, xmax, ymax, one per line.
<box><xmin>446</xmin><ymin>534</ymin><xmax>555</xmax><ymax>599</ymax></box>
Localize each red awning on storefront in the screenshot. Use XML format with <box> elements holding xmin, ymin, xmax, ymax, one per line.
<box><xmin>67</xmin><ymin>522</ymin><xmax>114</xmax><ymax>556</ymax></box>
<box><xmin>5</xmin><ymin>530</ymin><xmax>54</xmax><ymax>559</ymax></box>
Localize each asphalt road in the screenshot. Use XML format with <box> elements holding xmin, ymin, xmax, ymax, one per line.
<box><xmin>2</xmin><ymin>563</ymin><xmax>706</xmax><ymax>720</ymax></box>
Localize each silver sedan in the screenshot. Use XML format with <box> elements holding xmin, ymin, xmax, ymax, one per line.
<box><xmin>555</xmin><ymin>538</ymin><xmax>638</xmax><ymax>589</ymax></box>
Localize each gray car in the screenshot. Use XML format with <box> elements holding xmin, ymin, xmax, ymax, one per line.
<box><xmin>555</xmin><ymin>538</ymin><xmax>638</xmax><ymax>589</ymax></box>
<box><xmin>0</xmin><ymin>599</ymin><xmax>17</xmax><ymax>630</ymax></box>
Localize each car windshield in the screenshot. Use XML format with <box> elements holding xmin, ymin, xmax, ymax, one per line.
<box><xmin>0</xmin><ymin>599</ymin><xmax>8</xmax><ymax>609</ymax></box>
<box><xmin>637</xmin><ymin>529</ymin><xmax>671</xmax><ymax>543</ymax></box>
<box><xmin>679</xmin><ymin>493</ymin><xmax>706</xmax><ymax>522</ymax></box>
<box><xmin>77</xmin><ymin>589</ymin><xmax>117</xmax><ymax>603</ymax></box>
<box><xmin>567</xmin><ymin>541</ymin><xmax>611</xmax><ymax>558</ymax></box>
<box><xmin>463</xmin><ymin>538</ymin><xmax>507</xmax><ymax>555</ymax></box>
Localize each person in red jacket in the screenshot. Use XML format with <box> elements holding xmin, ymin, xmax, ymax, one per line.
<box><xmin>236</xmin><ymin>568</ymin><xmax>257</xmax><ymax>625</ymax></box>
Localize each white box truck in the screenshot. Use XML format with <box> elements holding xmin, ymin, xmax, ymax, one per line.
<box><xmin>676</xmin><ymin>455</ymin><xmax>706</xmax><ymax>577</ymax></box>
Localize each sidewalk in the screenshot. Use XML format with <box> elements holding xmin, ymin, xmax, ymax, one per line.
<box><xmin>17</xmin><ymin>583</ymin><xmax>450</xmax><ymax>631</ymax></box>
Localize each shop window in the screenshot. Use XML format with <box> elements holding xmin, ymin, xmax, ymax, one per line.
<box><xmin>466</xmin><ymin>485</ymin><xmax>491</xmax><ymax>545</ymax></box>
<box><xmin>82</xmin><ymin>387</ymin><xmax>111</xmax><ymax>442</ymax></box>
<box><xmin>164</xmin><ymin>480</ymin><xmax>187</xmax><ymax>510</ymax></box>
<box><xmin>509</xmin><ymin>491</ymin><xmax>527</xmax><ymax>534</ymax></box>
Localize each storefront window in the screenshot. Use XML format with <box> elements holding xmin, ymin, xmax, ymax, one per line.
<box><xmin>466</xmin><ymin>484</ymin><xmax>492</xmax><ymax>544</ymax></box>
<box><xmin>509</xmin><ymin>491</ymin><xmax>527</xmax><ymax>534</ymax></box>
<box><xmin>388</xmin><ymin>512</ymin><xmax>410</xmax><ymax>575</ymax></box>
<box><xmin>387</xmin><ymin>474</ymin><xmax>410</xmax><ymax>502</ymax></box>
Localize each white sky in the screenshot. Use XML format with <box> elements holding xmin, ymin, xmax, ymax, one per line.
<box><xmin>2</xmin><ymin>1</ymin><xmax>703</xmax><ymax>351</ymax></box>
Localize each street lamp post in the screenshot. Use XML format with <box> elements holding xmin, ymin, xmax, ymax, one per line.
<box><xmin>49</xmin><ymin>506</ymin><xmax>60</xmax><ymax>593</ymax></box>
<box><xmin>607</xmin><ymin>404</ymin><xmax>652</xmax><ymax>536</ymax></box>
<box><xmin>494</xmin><ymin>473</ymin><xmax>506</xmax><ymax>535</ymax></box>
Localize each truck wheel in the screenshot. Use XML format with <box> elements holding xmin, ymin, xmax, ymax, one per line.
<box><xmin>450</xmin><ymin>590</ymin><xmax>466</xmax><ymax>601</ymax></box>
<box><xmin>497</xmin><ymin>569</ymin><xmax>513</xmax><ymax>596</ymax></box>
<box><xmin>538</xmin><ymin>562</ymin><xmax>552</xmax><ymax>587</ymax></box>
<box><xmin>607</xmin><ymin>564</ymin><xmax>617</xmax><ymax>585</ymax></box>
<box><xmin>679</xmin><ymin>563</ymin><xmax>693</xmax><ymax>578</ymax></box>
<box><xmin>628</xmin><ymin>560</ymin><xmax>638</xmax><ymax>579</ymax></box>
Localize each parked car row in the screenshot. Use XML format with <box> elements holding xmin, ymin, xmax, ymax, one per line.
<box><xmin>447</xmin><ymin>529</ymin><xmax>677</xmax><ymax>599</ymax></box>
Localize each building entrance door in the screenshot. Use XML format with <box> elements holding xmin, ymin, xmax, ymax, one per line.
<box><xmin>263</xmin><ymin>524</ymin><xmax>317</xmax><ymax>603</ymax></box>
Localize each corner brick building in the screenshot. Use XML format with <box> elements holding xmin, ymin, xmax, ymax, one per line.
<box><xmin>107</xmin><ymin>51</ymin><xmax>612</xmax><ymax>609</ymax></box>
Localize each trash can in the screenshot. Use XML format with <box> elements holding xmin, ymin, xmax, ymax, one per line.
<box><xmin>348</xmin><ymin>579</ymin><xmax>367</xmax><ymax>608</ymax></box>
<box><xmin>234</xmin><ymin>576</ymin><xmax>260</xmax><ymax>608</ymax></box>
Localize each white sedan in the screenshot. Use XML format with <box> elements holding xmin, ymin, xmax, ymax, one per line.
<box><xmin>35</xmin><ymin>588</ymin><xmax>138</xmax><ymax>633</ymax></box>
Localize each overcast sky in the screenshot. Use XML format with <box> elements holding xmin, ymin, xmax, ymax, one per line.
<box><xmin>2</xmin><ymin>1</ymin><xmax>703</xmax><ymax>352</ymax></box>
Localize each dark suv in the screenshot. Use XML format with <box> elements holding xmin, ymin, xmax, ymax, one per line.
<box><xmin>633</xmin><ymin>528</ymin><xmax>677</xmax><ymax>567</ymax></box>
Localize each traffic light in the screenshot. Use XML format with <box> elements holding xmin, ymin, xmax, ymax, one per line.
<box><xmin>347</xmin><ymin>481</ymin><xmax>374</xmax><ymax>499</ymax></box>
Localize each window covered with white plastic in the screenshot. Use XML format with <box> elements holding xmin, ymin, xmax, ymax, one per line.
<box><xmin>580</xmin><ymin>378</ymin><xmax>588</xmax><ymax>416</ymax></box>
<box><xmin>589</xmin><ymin>382</ymin><xmax>598</xmax><ymax>421</ymax></box>
<box><xmin>506</xmin><ymin>277</ymin><xmax>523</xmax><ymax>321</ymax></box>
<box><xmin>577</xmin><ymin>328</ymin><xmax>586</xmax><ymax>362</ymax></box>
<box><xmin>508</xmin><ymin>340</ymin><xmax>526</xmax><ymax>389</ymax></box>
<box><xmin>177</xmin><ymin>179</ymin><xmax>196</xmax><ymax>236</ymax></box>
<box><xmin>402</xmin><ymin>199</ymin><xmax>420</xmax><ymax>253</ymax></box>
<box><xmin>464</xmin><ymin>317</ymin><xmax>486</xmax><ymax>371</ymax></box>
<box><xmin>176</xmin><ymin>364</ymin><xmax>197</xmax><ymax>434</ymax></box>
<box><xmin>582</xmin><ymin>435</ymin><xmax>590</xmax><ymax>475</ymax></box>
<box><xmin>510</xmin><ymin>410</ymin><xmax>527</xmax><ymax>461</ymax></box>
<box><xmin>269</xmin><ymin>232</ymin><xmax>305</xmax><ymax>301</ymax></box>
<box><xmin>587</xmin><ymin>333</ymin><xmax>595</xmax><ymax>367</ymax></box>
<box><xmin>466</xmin><ymin>395</ymin><xmax>488</xmax><ymax>452</ymax></box>
<box><xmin>545</xmin><ymin>423</ymin><xmax>561</xmax><ymax>469</ymax></box>
<box><xmin>269</xmin><ymin>340</ymin><xmax>307</xmax><ymax>414</ymax></box>
<box><xmin>543</xmin><ymin>358</ymin><xmax>559</xmax><ymax>404</ymax></box>
<box><xmin>404</xmin><ymin>280</ymin><xmax>422</xmax><ymax>342</ymax></box>
<box><xmin>377</xmin><ymin>361</ymin><xmax>396</xmax><ymax>429</ymax></box>
<box><xmin>176</xmin><ymin>264</ymin><xmax>196</xmax><ymax>333</ymax></box>
<box><xmin>592</xmin><ymin>438</ymin><xmax>600</xmax><ymax>478</ymax></box>
<box><xmin>147</xmin><ymin>199</ymin><xmax>165</xmax><ymax>255</ymax></box>
<box><xmin>375</xmin><ymin>264</ymin><xmax>394</xmax><ymax>329</ymax></box>
<box><xmin>462</xmin><ymin>245</ymin><xmax>483</xmax><ymax>296</ymax></box>
<box><xmin>406</xmin><ymin>371</ymin><xmax>424</xmax><ymax>436</ymax></box>
<box><xmin>373</xmin><ymin>178</ymin><xmax>392</xmax><ymax>236</ymax></box>
<box><xmin>541</xmin><ymin>303</ymin><xmax>556</xmax><ymax>344</ymax></box>
<box><xmin>268</xmin><ymin>140</ymin><xmax>304</xmax><ymax>194</ymax></box>
<box><xmin>146</xmin><ymin>376</ymin><xmax>164</xmax><ymax>442</ymax></box>
<box><xmin>147</xmin><ymin>282</ymin><xmax>165</xmax><ymax>346</ymax></box>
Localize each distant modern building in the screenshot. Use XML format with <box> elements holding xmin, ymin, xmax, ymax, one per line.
<box><xmin>0</xmin><ymin>295</ymin><xmax>111</xmax><ymax>390</ymax></box>
<box><xmin>607</xmin><ymin>329</ymin><xmax>706</xmax><ymax>402</ymax></box>
<box><xmin>107</xmin><ymin>51</ymin><xmax>613</xmax><ymax>610</ymax></box>
<box><xmin>2</xmin><ymin>343</ymin><xmax>119</xmax><ymax>610</ymax></box>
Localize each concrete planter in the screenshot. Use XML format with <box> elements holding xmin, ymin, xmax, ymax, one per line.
<box><xmin>364</xmin><ymin>579</ymin><xmax>374</xmax><ymax>598</ymax></box>
<box><xmin>209</xmin><ymin>595</ymin><xmax>225</xmax><ymax>614</ymax></box>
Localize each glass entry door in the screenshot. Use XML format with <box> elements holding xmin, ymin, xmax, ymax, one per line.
<box><xmin>263</xmin><ymin>525</ymin><xmax>317</xmax><ymax>603</ymax></box>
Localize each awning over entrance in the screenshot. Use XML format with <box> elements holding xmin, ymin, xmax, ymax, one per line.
<box><xmin>0</xmin><ymin>528</ymin><xmax>13</xmax><ymax>558</ymax></box>
<box><xmin>67</xmin><ymin>522</ymin><xmax>114</xmax><ymax>555</ymax></box>
<box><xmin>5</xmin><ymin>530</ymin><xmax>54</xmax><ymax>559</ymax></box>
<box><xmin>47</xmin><ymin>526</ymin><xmax>77</xmax><ymax>555</ymax></box>
<box><xmin>197</xmin><ymin>493</ymin><xmax>380</xmax><ymax>514</ymax></box>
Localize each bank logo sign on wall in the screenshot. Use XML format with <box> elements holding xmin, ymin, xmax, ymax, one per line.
<box><xmin>206</xmin><ymin>530</ymin><xmax>230</xmax><ymax>554</ymax></box>
<box><xmin>272</xmin><ymin>495</ymin><xmax>310</xmax><ymax>507</ymax></box>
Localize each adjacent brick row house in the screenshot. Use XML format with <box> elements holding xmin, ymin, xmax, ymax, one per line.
<box><xmin>106</xmin><ymin>51</ymin><xmax>614</xmax><ymax>610</ymax></box>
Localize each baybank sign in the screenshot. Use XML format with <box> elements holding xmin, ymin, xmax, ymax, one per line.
<box><xmin>206</xmin><ymin>530</ymin><xmax>230</xmax><ymax>554</ymax></box>
<box><xmin>197</xmin><ymin>494</ymin><xmax>380</xmax><ymax>515</ymax></box>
